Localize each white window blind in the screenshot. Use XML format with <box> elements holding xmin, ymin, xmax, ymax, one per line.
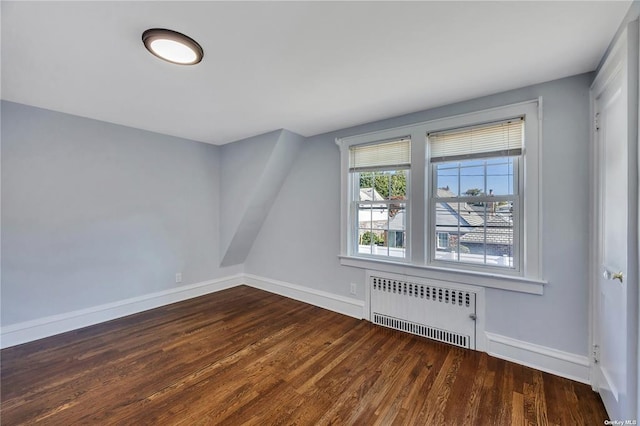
<box><xmin>428</xmin><ymin>118</ymin><xmax>523</xmax><ymax>163</ymax></box>
<box><xmin>349</xmin><ymin>138</ymin><xmax>411</xmax><ymax>172</ymax></box>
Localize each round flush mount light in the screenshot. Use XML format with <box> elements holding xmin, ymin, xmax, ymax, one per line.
<box><xmin>142</xmin><ymin>28</ymin><xmax>203</xmax><ymax>65</ymax></box>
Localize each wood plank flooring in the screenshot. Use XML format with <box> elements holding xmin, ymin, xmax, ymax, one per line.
<box><xmin>1</xmin><ymin>285</ymin><xmax>608</xmax><ymax>425</ymax></box>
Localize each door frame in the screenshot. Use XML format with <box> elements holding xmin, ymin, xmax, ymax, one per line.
<box><xmin>589</xmin><ymin>20</ymin><xmax>639</xmax><ymax>419</ymax></box>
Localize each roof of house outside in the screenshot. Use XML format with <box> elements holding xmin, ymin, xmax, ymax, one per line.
<box><xmin>459</xmin><ymin>226</ymin><xmax>513</xmax><ymax>245</ymax></box>
<box><xmin>360</xmin><ymin>187</ymin><xmax>385</xmax><ymax>202</ymax></box>
<box><xmin>436</xmin><ymin>188</ymin><xmax>513</xmax><ymax>245</ymax></box>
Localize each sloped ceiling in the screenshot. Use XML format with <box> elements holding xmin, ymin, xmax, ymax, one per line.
<box><xmin>1</xmin><ymin>1</ymin><xmax>631</xmax><ymax>145</ymax></box>
<box><xmin>219</xmin><ymin>129</ymin><xmax>305</xmax><ymax>266</ymax></box>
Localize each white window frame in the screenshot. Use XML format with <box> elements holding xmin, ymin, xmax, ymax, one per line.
<box><xmin>429</xmin><ymin>156</ymin><xmax>521</xmax><ymax>274</ymax></box>
<box><xmin>337</xmin><ymin>99</ymin><xmax>544</xmax><ymax>294</ymax></box>
<box><xmin>352</xmin><ymin>170</ymin><xmax>410</xmax><ymax>260</ymax></box>
<box><xmin>345</xmin><ymin>136</ymin><xmax>413</xmax><ymax>262</ymax></box>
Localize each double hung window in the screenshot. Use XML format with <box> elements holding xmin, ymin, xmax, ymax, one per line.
<box><xmin>349</xmin><ymin>138</ymin><xmax>410</xmax><ymax>259</ymax></box>
<box><xmin>429</xmin><ymin>119</ymin><xmax>522</xmax><ymax>270</ymax></box>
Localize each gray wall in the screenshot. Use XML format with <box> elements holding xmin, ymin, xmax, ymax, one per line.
<box><xmin>219</xmin><ymin>129</ymin><xmax>305</xmax><ymax>267</ymax></box>
<box><xmin>245</xmin><ymin>73</ymin><xmax>593</xmax><ymax>356</ymax></box>
<box><xmin>219</xmin><ymin>130</ymin><xmax>279</xmax><ymax>262</ymax></box>
<box><xmin>1</xmin><ymin>101</ymin><xmax>241</xmax><ymax>325</ymax></box>
<box><xmin>2</xmin><ymin>73</ymin><xmax>594</xmax><ymax>357</ymax></box>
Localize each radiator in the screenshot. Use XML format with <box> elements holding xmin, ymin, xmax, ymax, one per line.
<box><xmin>370</xmin><ymin>274</ymin><xmax>477</xmax><ymax>349</ymax></box>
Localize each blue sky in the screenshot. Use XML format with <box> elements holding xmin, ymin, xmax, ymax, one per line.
<box><xmin>436</xmin><ymin>158</ymin><xmax>514</xmax><ymax>196</ymax></box>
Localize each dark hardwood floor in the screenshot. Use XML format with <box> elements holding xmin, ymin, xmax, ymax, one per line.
<box><xmin>1</xmin><ymin>285</ymin><xmax>607</xmax><ymax>425</ymax></box>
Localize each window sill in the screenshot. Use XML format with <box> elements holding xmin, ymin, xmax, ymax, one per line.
<box><xmin>338</xmin><ymin>255</ymin><xmax>545</xmax><ymax>295</ymax></box>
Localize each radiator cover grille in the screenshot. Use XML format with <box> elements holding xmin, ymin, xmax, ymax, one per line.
<box><xmin>370</xmin><ymin>275</ymin><xmax>476</xmax><ymax>349</ymax></box>
<box><xmin>372</xmin><ymin>313</ymin><xmax>471</xmax><ymax>348</ymax></box>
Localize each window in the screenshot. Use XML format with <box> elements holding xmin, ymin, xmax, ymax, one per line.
<box><xmin>436</xmin><ymin>232</ymin><xmax>450</xmax><ymax>249</ymax></box>
<box><xmin>429</xmin><ymin>119</ymin><xmax>522</xmax><ymax>270</ymax></box>
<box><xmin>337</xmin><ymin>100</ymin><xmax>541</xmax><ymax>286</ymax></box>
<box><xmin>350</xmin><ymin>138</ymin><xmax>410</xmax><ymax>259</ymax></box>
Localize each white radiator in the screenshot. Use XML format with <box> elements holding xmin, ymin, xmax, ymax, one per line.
<box><xmin>370</xmin><ymin>274</ymin><xmax>477</xmax><ymax>349</ymax></box>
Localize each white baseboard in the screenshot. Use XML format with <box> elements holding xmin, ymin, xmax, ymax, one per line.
<box><xmin>485</xmin><ymin>331</ymin><xmax>591</xmax><ymax>384</ymax></box>
<box><xmin>0</xmin><ymin>273</ymin><xmax>592</xmax><ymax>388</ymax></box>
<box><xmin>243</xmin><ymin>274</ymin><xmax>365</xmax><ymax>320</ymax></box>
<box><xmin>0</xmin><ymin>274</ymin><xmax>244</xmax><ymax>349</ymax></box>
<box><xmin>0</xmin><ymin>274</ymin><xmax>364</xmax><ymax>349</ymax></box>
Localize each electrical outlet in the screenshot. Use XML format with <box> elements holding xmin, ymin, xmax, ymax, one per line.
<box><xmin>175</xmin><ymin>273</ymin><xmax>182</xmax><ymax>283</ymax></box>
<box><xmin>350</xmin><ymin>283</ymin><xmax>357</xmax><ymax>295</ymax></box>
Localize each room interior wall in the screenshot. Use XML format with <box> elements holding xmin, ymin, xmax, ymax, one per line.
<box><xmin>1</xmin><ymin>74</ymin><xmax>597</xmax><ymax>381</ymax></box>
<box><xmin>219</xmin><ymin>130</ymin><xmax>280</xmax><ymax>264</ymax></box>
<box><xmin>219</xmin><ymin>129</ymin><xmax>305</xmax><ymax>267</ymax></box>
<box><xmin>244</xmin><ymin>73</ymin><xmax>594</xmax><ymax>358</ymax></box>
<box><xmin>1</xmin><ymin>101</ymin><xmax>241</xmax><ymax>326</ymax></box>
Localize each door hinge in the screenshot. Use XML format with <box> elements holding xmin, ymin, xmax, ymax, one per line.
<box><xmin>593</xmin><ymin>344</ymin><xmax>600</xmax><ymax>364</ymax></box>
<box><xmin>594</xmin><ymin>113</ymin><xmax>600</xmax><ymax>132</ymax></box>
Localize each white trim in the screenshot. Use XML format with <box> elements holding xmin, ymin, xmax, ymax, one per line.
<box><xmin>588</xmin><ymin>71</ymin><xmax>599</xmax><ymax>392</ymax></box>
<box><xmin>589</xmin><ymin>21</ymin><xmax>640</xmax><ymax>415</ymax></box>
<box><xmin>1</xmin><ymin>271</ymin><xmax>593</xmax><ymax>386</ymax></box>
<box><xmin>337</xmin><ymin>137</ymin><xmax>349</xmax><ymax>257</ymax></box>
<box><xmin>485</xmin><ymin>332</ymin><xmax>591</xmax><ymax>384</ymax></box>
<box><xmin>243</xmin><ymin>274</ymin><xmax>365</xmax><ymax>320</ymax></box>
<box><xmin>340</xmin><ymin>255</ymin><xmax>545</xmax><ymax>295</ymax></box>
<box><xmin>0</xmin><ymin>275</ymin><xmax>244</xmax><ymax>349</ymax></box>
<box><xmin>0</xmin><ymin>273</ymin><xmax>364</xmax><ymax>349</ymax></box>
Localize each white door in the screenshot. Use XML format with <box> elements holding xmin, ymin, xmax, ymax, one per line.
<box><xmin>592</xmin><ymin>27</ymin><xmax>636</xmax><ymax>420</ymax></box>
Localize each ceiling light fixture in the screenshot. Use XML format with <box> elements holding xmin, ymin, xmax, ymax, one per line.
<box><xmin>142</xmin><ymin>28</ymin><xmax>203</xmax><ymax>65</ymax></box>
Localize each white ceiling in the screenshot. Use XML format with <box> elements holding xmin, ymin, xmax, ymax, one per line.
<box><xmin>1</xmin><ymin>1</ymin><xmax>631</xmax><ymax>145</ymax></box>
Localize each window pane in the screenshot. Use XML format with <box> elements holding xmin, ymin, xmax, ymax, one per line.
<box><xmin>358</xmin><ymin>205</ymin><xmax>373</xmax><ymax>229</ymax></box>
<box><xmin>389</xmin><ymin>170</ymin><xmax>407</xmax><ymax>200</ymax></box>
<box><xmin>494</xmin><ymin>201</ymin><xmax>514</xmax><ymax>221</ymax></box>
<box><xmin>460</xmin><ymin>206</ymin><xmax>514</xmax><ymax>267</ymax></box>
<box><xmin>435</xmin><ymin>157</ymin><xmax>516</xmax><ymax>199</ymax></box>
<box><xmin>486</xmin><ymin>157</ymin><xmax>515</xmax><ymax>196</ymax></box>
<box><xmin>359</xmin><ymin>172</ymin><xmax>380</xmax><ymax>201</ymax></box>
<box><xmin>389</xmin><ymin>203</ymin><xmax>405</xmax><ymax>231</ymax></box>
<box><xmin>359</xmin><ymin>170</ymin><xmax>407</xmax><ymax>201</ymax></box>
<box><xmin>376</xmin><ymin>233</ymin><xmax>390</xmax><ymax>257</ymax></box>
<box><xmin>388</xmin><ymin>231</ymin><xmax>406</xmax><ymax>249</ymax></box>
<box><xmin>357</xmin><ymin>229</ymin><xmax>391</xmax><ymax>257</ymax></box>
<box><xmin>358</xmin><ymin>229</ymin><xmax>377</xmax><ymax>245</ymax></box>
<box><xmin>355</xmin><ymin>200</ymin><xmax>407</xmax><ymax>258</ymax></box>
<box><xmin>459</xmin><ymin>162</ymin><xmax>485</xmax><ymax>196</ymax></box>
<box><xmin>436</xmin><ymin>163</ymin><xmax>459</xmax><ymax>196</ymax></box>
<box><xmin>435</xmin><ymin>201</ymin><xmax>461</xmax><ymax>257</ymax></box>
<box><xmin>434</xmin><ymin>199</ymin><xmax>514</xmax><ymax>268</ymax></box>
<box><xmin>353</xmin><ymin>169</ymin><xmax>408</xmax><ymax>259</ymax></box>
<box><xmin>358</xmin><ymin>229</ymin><xmax>381</xmax><ymax>256</ymax></box>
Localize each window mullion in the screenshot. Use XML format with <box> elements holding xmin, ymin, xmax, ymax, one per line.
<box><xmin>457</xmin><ymin>163</ymin><xmax>461</xmax><ymax>262</ymax></box>
<box><xmin>409</xmin><ymin>130</ymin><xmax>425</xmax><ymax>264</ymax></box>
<box><xmin>483</xmin><ymin>202</ymin><xmax>487</xmax><ymax>265</ymax></box>
<box><xmin>484</xmin><ymin>161</ymin><xmax>488</xmax><ymax>265</ymax></box>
